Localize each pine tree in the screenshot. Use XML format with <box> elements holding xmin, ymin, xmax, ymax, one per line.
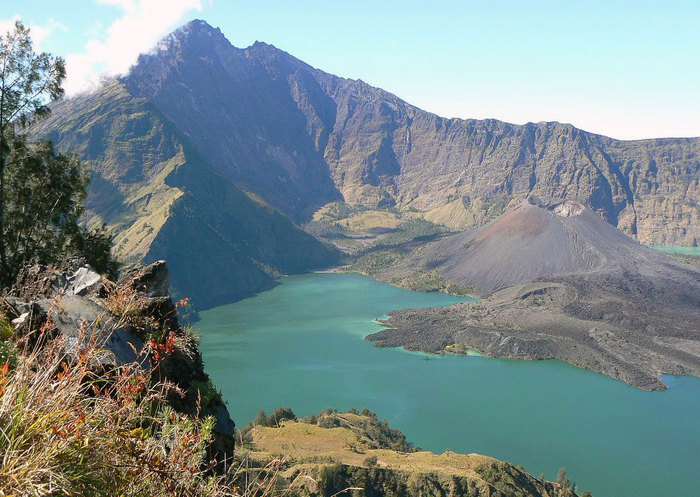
<box><xmin>0</xmin><ymin>21</ymin><xmax>116</xmax><ymax>285</ymax></box>
<box><xmin>0</xmin><ymin>21</ymin><xmax>65</xmax><ymax>282</ymax></box>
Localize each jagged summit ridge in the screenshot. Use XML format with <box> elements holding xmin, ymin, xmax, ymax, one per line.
<box><xmin>123</xmin><ymin>20</ymin><xmax>698</xmax><ymax>246</ymax></box>
<box><xmin>30</xmin><ymin>20</ymin><xmax>698</xmax><ymax>308</ymax></box>
<box><xmin>158</xmin><ymin>19</ymin><xmax>229</xmax><ymax>49</ymax></box>
<box><xmin>126</xmin><ymin>19</ymin><xmax>239</xmax><ymax>98</ymax></box>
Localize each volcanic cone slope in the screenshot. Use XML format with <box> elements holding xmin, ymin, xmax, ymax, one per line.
<box><xmin>369</xmin><ymin>200</ymin><xmax>700</xmax><ymax>390</ymax></box>
<box><xmin>406</xmin><ymin>199</ymin><xmax>681</xmax><ymax>296</ymax></box>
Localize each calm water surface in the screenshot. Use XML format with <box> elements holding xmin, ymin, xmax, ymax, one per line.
<box><xmin>197</xmin><ymin>273</ymin><xmax>700</xmax><ymax>497</ymax></box>
<box><xmin>650</xmin><ymin>245</ymin><xmax>700</xmax><ymax>256</ymax></box>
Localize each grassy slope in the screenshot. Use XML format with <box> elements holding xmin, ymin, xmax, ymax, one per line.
<box><xmin>243</xmin><ymin>413</ymin><xmax>579</xmax><ymax>497</ymax></box>
<box><xmin>32</xmin><ymin>82</ymin><xmax>186</xmax><ymax>264</ymax></box>
<box><xmin>32</xmin><ymin>82</ymin><xmax>338</xmax><ymax>309</ymax></box>
<box><xmin>147</xmin><ymin>152</ymin><xmax>338</xmax><ymax>308</ymax></box>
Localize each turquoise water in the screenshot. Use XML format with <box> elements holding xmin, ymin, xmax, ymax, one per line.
<box><xmin>650</xmin><ymin>245</ymin><xmax>700</xmax><ymax>256</ymax></box>
<box><xmin>197</xmin><ymin>272</ymin><xmax>700</xmax><ymax>497</ymax></box>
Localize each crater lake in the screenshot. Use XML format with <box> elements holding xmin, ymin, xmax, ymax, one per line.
<box><xmin>197</xmin><ymin>272</ymin><xmax>700</xmax><ymax>497</ymax></box>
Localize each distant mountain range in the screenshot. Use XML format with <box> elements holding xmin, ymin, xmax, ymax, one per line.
<box><xmin>32</xmin><ymin>19</ymin><xmax>699</xmax><ymax>307</ymax></box>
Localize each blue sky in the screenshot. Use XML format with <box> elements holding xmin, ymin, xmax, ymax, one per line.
<box><xmin>3</xmin><ymin>0</ymin><xmax>699</xmax><ymax>139</ymax></box>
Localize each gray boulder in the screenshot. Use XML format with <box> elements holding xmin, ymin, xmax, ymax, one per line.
<box><xmin>69</xmin><ymin>266</ymin><xmax>103</xmax><ymax>296</ymax></box>
<box><xmin>120</xmin><ymin>260</ymin><xmax>171</xmax><ymax>297</ymax></box>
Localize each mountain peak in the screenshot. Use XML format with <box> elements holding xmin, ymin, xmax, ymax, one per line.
<box><xmin>173</xmin><ymin>19</ymin><xmax>222</xmax><ymax>40</ymax></box>
<box><xmin>156</xmin><ymin>19</ymin><xmax>231</xmax><ymax>52</ymax></box>
<box><xmin>126</xmin><ymin>19</ymin><xmax>236</xmax><ymax>97</ymax></box>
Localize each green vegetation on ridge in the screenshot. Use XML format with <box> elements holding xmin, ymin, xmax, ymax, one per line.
<box><xmin>0</xmin><ymin>21</ymin><xmax>116</xmax><ymax>286</ymax></box>
<box><xmin>235</xmin><ymin>407</ymin><xmax>586</xmax><ymax>497</ymax></box>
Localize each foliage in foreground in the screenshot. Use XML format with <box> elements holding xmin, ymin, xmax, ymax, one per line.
<box><xmin>0</xmin><ymin>297</ymin><xmax>285</xmax><ymax>497</ymax></box>
<box><xmin>0</xmin><ymin>21</ymin><xmax>117</xmax><ymax>287</ymax></box>
<box><xmin>0</xmin><ymin>315</ymin><xmax>217</xmax><ymax>495</ymax></box>
<box><xmin>2</xmin><ymin>137</ymin><xmax>118</xmax><ymax>282</ymax></box>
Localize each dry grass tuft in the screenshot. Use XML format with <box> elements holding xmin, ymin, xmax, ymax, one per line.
<box><xmin>0</xmin><ymin>303</ymin><xmax>280</xmax><ymax>496</ymax></box>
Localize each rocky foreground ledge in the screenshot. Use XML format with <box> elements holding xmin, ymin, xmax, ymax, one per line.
<box><xmin>1</xmin><ymin>259</ymin><xmax>235</xmax><ymax>457</ymax></box>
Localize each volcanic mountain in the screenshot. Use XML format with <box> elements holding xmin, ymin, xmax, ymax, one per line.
<box><xmin>367</xmin><ymin>201</ymin><xmax>700</xmax><ymax>390</ymax></box>
<box><xmin>32</xmin><ymin>19</ymin><xmax>699</xmax><ymax>307</ymax></box>
<box><xmin>32</xmin><ymin>81</ymin><xmax>339</xmax><ymax>309</ymax></box>
<box><xmin>391</xmin><ymin>198</ymin><xmax>689</xmax><ymax>296</ymax></box>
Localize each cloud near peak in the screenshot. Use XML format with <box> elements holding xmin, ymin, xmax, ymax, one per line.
<box><xmin>64</xmin><ymin>0</ymin><xmax>203</xmax><ymax>96</ymax></box>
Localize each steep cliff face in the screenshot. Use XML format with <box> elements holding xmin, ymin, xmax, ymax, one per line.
<box><xmin>125</xmin><ymin>21</ymin><xmax>343</xmax><ymax>221</ymax></box>
<box><xmin>33</xmin><ymin>19</ymin><xmax>698</xmax><ymax>306</ymax></box>
<box><xmin>134</xmin><ymin>20</ymin><xmax>697</xmax><ymax>245</ymax></box>
<box><xmin>32</xmin><ymin>80</ymin><xmax>338</xmax><ymax>310</ymax></box>
<box><xmin>277</xmin><ymin>53</ymin><xmax>698</xmax><ymax>245</ymax></box>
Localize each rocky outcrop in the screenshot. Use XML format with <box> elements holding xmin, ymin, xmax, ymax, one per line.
<box><xmin>3</xmin><ymin>260</ymin><xmax>236</xmax><ymax>457</ymax></box>
<box><xmin>119</xmin><ymin>260</ymin><xmax>170</xmax><ymax>297</ymax></box>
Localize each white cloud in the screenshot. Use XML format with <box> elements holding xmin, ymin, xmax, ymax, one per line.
<box><xmin>0</xmin><ymin>15</ymin><xmax>21</xmax><ymax>39</ymax></box>
<box><xmin>64</xmin><ymin>0</ymin><xmax>203</xmax><ymax>96</ymax></box>
<box><xmin>0</xmin><ymin>15</ymin><xmax>67</xmax><ymax>52</ymax></box>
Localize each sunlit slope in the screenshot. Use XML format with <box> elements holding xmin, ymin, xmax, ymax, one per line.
<box><xmin>246</xmin><ymin>412</ymin><xmax>580</xmax><ymax>497</ymax></box>
<box><xmin>108</xmin><ymin>20</ymin><xmax>699</xmax><ymax>244</ymax></box>
<box><xmin>32</xmin><ymin>81</ymin><xmax>337</xmax><ymax>308</ymax></box>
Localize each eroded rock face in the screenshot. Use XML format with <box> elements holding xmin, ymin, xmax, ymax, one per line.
<box><xmin>119</xmin><ymin>260</ymin><xmax>171</xmax><ymax>297</ymax></box>
<box><xmin>10</xmin><ymin>259</ymin><xmax>109</xmax><ymax>301</ymax></box>
<box><xmin>127</xmin><ymin>17</ymin><xmax>695</xmax><ymax>246</ymax></box>
<box><xmin>10</xmin><ymin>261</ymin><xmax>71</xmax><ymax>301</ymax></box>
<box><xmin>31</xmin><ymin>82</ymin><xmax>340</xmax><ymax>310</ymax></box>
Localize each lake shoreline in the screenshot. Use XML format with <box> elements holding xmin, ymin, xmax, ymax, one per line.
<box><xmin>315</xmin><ymin>261</ymin><xmax>700</xmax><ymax>391</ymax></box>
<box><xmin>197</xmin><ymin>272</ymin><xmax>700</xmax><ymax>497</ymax></box>
<box><xmin>368</xmin><ymin>276</ymin><xmax>700</xmax><ymax>391</ymax></box>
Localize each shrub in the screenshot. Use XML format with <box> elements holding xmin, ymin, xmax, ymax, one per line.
<box><xmin>240</xmin><ymin>407</ymin><xmax>298</xmax><ymax>442</ymax></box>
<box><xmin>318</xmin><ymin>415</ymin><xmax>341</xmax><ymax>429</ymax></box>
<box><xmin>305</xmin><ymin>408</ymin><xmax>418</xmax><ymax>453</ymax></box>
<box><xmin>0</xmin><ymin>315</ymin><xmax>16</xmax><ymax>371</ymax></box>
<box><xmin>556</xmin><ymin>467</ymin><xmax>571</xmax><ymax>488</ymax></box>
<box><xmin>188</xmin><ymin>378</ymin><xmax>224</xmax><ymax>410</ymax></box>
<box><xmin>0</xmin><ymin>315</ymin><xmax>13</xmax><ymax>341</ymax></box>
<box><xmin>0</xmin><ymin>310</ymin><xmax>233</xmax><ymax>496</ymax></box>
